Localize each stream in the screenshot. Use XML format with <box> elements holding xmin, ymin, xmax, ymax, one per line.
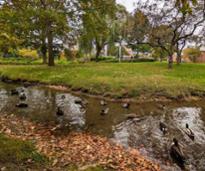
<box><xmin>0</xmin><ymin>81</ymin><xmax>205</xmax><ymax>171</ymax></box>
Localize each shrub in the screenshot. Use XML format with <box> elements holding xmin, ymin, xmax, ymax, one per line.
<box><xmin>183</xmin><ymin>48</ymin><xmax>201</xmax><ymax>63</ymax></box>
<box><xmin>19</xmin><ymin>48</ymin><xmax>39</xmax><ymax>59</ymax></box>
<box><xmin>64</xmin><ymin>48</ymin><xmax>76</xmax><ymax>60</ymax></box>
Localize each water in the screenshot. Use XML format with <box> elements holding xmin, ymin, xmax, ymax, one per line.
<box><xmin>0</xmin><ymin>81</ymin><xmax>205</xmax><ymax>171</ymax></box>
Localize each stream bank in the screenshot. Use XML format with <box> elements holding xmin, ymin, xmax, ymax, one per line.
<box><xmin>1</xmin><ymin>75</ymin><xmax>205</xmax><ymax>103</ymax></box>
<box><xmin>1</xmin><ymin>63</ymin><xmax>205</xmax><ymax>102</ymax></box>
<box><xmin>0</xmin><ymin>80</ymin><xmax>205</xmax><ymax>170</ymax></box>
<box><xmin>0</xmin><ymin>114</ymin><xmax>161</xmax><ymax>171</ymax></box>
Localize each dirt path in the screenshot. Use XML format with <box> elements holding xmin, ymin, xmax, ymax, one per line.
<box><xmin>0</xmin><ymin>114</ymin><xmax>161</xmax><ymax>171</ymax></box>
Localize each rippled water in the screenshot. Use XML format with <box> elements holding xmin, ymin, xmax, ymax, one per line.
<box><xmin>0</xmin><ymin>82</ymin><xmax>205</xmax><ymax>171</ymax></box>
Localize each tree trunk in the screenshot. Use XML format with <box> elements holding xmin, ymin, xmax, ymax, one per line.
<box><xmin>168</xmin><ymin>55</ymin><xmax>173</xmax><ymax>69</ymax></box>
<box><xmin>41</xmin><ymin>39</ymin><xmax>47</xmax><ymax>64</ymax></box>
<box><xmin>160</xmin><ymin>53</ymin><xmax>163</xmax><ymax>62</ymax></box>
<box><xmin>47</xmin><ymin>28</ymin><xmax>54</xmax><ymax>66</ymax></box>
<box><xmin>176</xmin><ymin>53</ymin><xmax>182</xmax><ymax>65</ymax></box>
<box><xmin>95</xmin><ymin>45</ymin><xmax>102</xmax><ymax>62</ymax></box>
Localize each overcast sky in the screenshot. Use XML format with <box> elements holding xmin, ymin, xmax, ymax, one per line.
<box><xmin>116</xmin><ymin>0</ymin><xmax>136</xmax><ymax>12</ymax></box>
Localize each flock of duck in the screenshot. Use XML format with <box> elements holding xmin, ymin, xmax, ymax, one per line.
<box><xmin>10</xmin><ymin>88</ymin><xmax>194</xmax><ymax>169</ymax></box>
<box><xmin>159</xmin><ymin>121</ymin><xmax>195</xmax><ymax>169</ymax></box>
<box><xmin>56</xmin><ymin>97</ymin><xmax>195</xmax><ymax>168</ymax></box>
<box><xmin>11</xmin><ymin>88</ymin><xmax>28</xmax><ymax>108</ymax></box>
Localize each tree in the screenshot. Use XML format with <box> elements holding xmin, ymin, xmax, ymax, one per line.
<box><xmin>80</xmin><ymin>0</ymin><xmax>117</xmax><ymax>61</ymax></box>
<box><xmin>176</xmin><ymin>0</ymin><xmax>198</xmax><ymax>12</ymax></box>
<box><xmin>128</xmin><ymin>10</ymin><xmax>150</xmax><ymax>45</ymax></box>
<box><xmin>0</xmin><ymin>1</ymin><xmax>23</xmax><ymax>56</ymax></box>
<box><xmin>134</xmin><ymin>0</ymin><xmax>205</xmax><ymax>68</ymax></box>
<box><xmin>2</xmin><ymin>0</ymin><xmax>71</xmax><ymax>66</ymax></box>
<box><xmin>152</xmin><ymin>48</ymin><xmax>168</xmax><ymax>62</ymax></box>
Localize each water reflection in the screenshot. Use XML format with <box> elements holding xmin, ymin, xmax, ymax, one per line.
<box><xmin>173</xmin><ymin>107</ymin><xmax>205</xmax><ymax>144</ymax></box>
<box><xmin>0</xmin><ymin>84</ymin><xmax>85</xmax><ymax>128</ymax></box>
<box><xmin>56</xmin><ymin>94</ymin><xmax>85</xmax><ymax>128</ymax></box>
<box><xmin>0</xmin><ymin>90</ymin><xmax>8</xmax><ymax>111</ymax></box>
<box><xmin>112</xmin><ymin>107</ymin><xmax>205</xmax><ymax>170</ymax></box>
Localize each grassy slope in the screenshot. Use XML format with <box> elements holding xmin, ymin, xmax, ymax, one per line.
<box><xmin>0</xmin><ymin>62</ymin><xmax>205</xmax><ymax>98</ymax></box>
<box><xmin>0</xmin><ymin>134</ymin><xmax>46</xmax><ymax>169</ymax></box>
<box><xmin>0</xmin><ymin>134</ymin><xmax>106</xmax><ymax>171</ymax></box>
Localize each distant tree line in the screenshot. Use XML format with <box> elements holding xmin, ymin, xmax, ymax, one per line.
<box><xmin>0</xmin><ymin>0</ymin><xmax>204</xmax><ymax>68</ymax></box>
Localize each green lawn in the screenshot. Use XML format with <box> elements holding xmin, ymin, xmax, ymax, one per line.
<box><xmin>0</xmin><ymin>62</ymin><xmax>205</xmax><ymax>98</ymax></box>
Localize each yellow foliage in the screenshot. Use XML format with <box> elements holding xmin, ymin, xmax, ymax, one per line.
<box><xmin>183</xmin><ymin>47</ymin><xmax>200</xmax><ymax>62</ymax></box>
<box><xmin>59</xmin><ymin>52</ymin><xmax>66</xmax><ymax>60</ymax></box>
<box><xmin>19</xmin><ymin>49</ymin><xmax>39</xmax><ymax>59</ymax></box>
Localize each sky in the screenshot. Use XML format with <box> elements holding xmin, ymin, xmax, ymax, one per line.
<box><xmin>116</xmin><ymin>0</ymin><xmax>136</xmax><ymax>12</ymax></box>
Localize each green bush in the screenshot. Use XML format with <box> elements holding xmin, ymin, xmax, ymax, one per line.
<box><xmin>133</xmin><ymin>57</ymin><xmax>156</xmax><ymax>62</ymax></box>
<box><xmin>91</xmin><ymin>56</ymin><xmax>118</xmax><ymax>62</ymax></box>
<box><xmin>19</xmin><ymin>48</ymin><xmax>39</xmax><ymax>59</ymax></box>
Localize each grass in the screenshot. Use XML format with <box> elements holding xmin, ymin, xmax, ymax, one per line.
<box><xmin>0</xmin><ymin>62</ymin><xmax>205</xmax><ymax>98</ymax></box>
<box><xmin>0</xmin><ymin>133</ymin><xmax>107</xmax><ymax>170</ymax></box>
<box><xmin>0</xmin><ymin>57</ymin><xmax>42</xmax><ymax>65</ymax></box>
<box><xmin>0</xmin><ymin>133</ymin><xmax>47</xmax><ymax>169</ymax></box>
<box><xmin>0</xmin><ymin>57</ymin><xmax>72</xmax><ymax>65</ymax></box>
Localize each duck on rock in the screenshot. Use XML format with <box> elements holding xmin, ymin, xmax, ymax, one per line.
<box><xmin>56</xmin><ymin>107</ymin><xmax>64</xmax><ymax>116</ymax></box>
<box><xmin>122</xmin><ymin>102</ymin><xmax>130</xmax><ymax>109</ymax></box>
<box><xmin>159</xmin><ymin>122</ymin><xmax>168</xmax><ymax>134</ymax></box>
<box><xmin>100</xmin><ymin>100</ymin><xmax>107</xmax><ymax>106</ymax></box>
<box><xmin>100</xmin><ymin>108</ymin><xmax>109</xmax><ymax>115</ymax></box>
<box><xmin>170</xmin><ymin>138</ymin><xmax>186</xmax><ymax>169</ymax></box>
<box><xmin>185</xmin><ymin>123</ymin><xmax>195</xmax><ymax>141</ymax></box>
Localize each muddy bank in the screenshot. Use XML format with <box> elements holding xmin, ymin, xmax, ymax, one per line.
<box><xmin>0</xmin><ymin>114</ymin><xmax>161</xmax><ymax>171</ymax></box>
<box><xmin>1</xmin><ymin>76</ymin><xmax>205</xmax><ymax>103</ymax></box>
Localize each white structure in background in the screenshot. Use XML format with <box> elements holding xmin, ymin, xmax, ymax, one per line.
<box><xmin>104</xmin><ymin>45</ymin><xmax>108</xmax><ymax>56</ymax></box>
<box><xmin>115</xmin><ymin>40</ymin><xmax>134</xmax><ymax>62</ymax></box>
<box><xmin>200</xmin><ymin>46</ymin><xmax>205</xmax><ymax>51</ymax></box>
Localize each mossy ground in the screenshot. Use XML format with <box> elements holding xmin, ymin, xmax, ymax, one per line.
<box><xmin>0</xmin><ymin>133</ymin><xmax>47</xmax><ymax>170</ymax></box>
<box><xmin>0</xmin><ymin>133</ymin><xmax>109</xmax><ymax>171</ymax></box>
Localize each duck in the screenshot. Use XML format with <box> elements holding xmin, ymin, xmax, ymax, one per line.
<box><xmin>100</xmin><ymin>108</ymin><xmax>109</xmax><ymax>115</ymax></box>
<box><xmin>23</xmin><ymin>82</ymin><xmax>32</xmax><ymax>88</ymax></box>
<box><xmin>16</xmin><ymin>102</ymin><xmax>28</xmax><ymax>108</ymax></box>
<box><xmin>61</xmin><ymin>95</ymin><xmax>66</xmax><ymax>99</ymax></box>
<box><xmin>11</xmin><ymin>89</ymin><xmax>19</xmax><ymax>95</ymax></box>
<box><xmin>170</xmin><ymin>138</ymin><xmax>186</xmax><ymax>169</ymax></box>
<box><xmin>74</xmin><ymin>99</ymin><xmax>83</xmax><ymax>105</ymax></box>
<box><xmin>126</xmin><ymin>113</ymin><xmax>138</xmax><ymax>120</ymax></box>
<box><xmin>122</xmin><ymin>102</ymin><xmax>130</xmax><ymax>109</ymax></box>
<box><xmin>100</xmin><ymin>100</ymin><xmax>107</xmax><ymax>106</ymax></box>
<box><xmin>159</xmin><ymin>122</ymin><xmax>168</xmax><ymax>134</ymax></box>
<box><xmin>157</xmin><ymin>104</ymin><xmax>166</xmax><ymax>110</ymax></box>
<box><xmin>185</xmin><ymin>123</ymin><xmax>195</xmax><ymax>141</ymax></box>
<box><xmin>56</xmin><ymin>107</ymin><xmax>64</xmax><ymax>116</ymax></box>
<box><xmin>19</xmin><ymin>87</ymin><xmax>25</xmax><ymax>93</ymax></box>
<box><xmin>19</xmin><ymin>92</ymin><xmax>27</xmax><ymax>101</ymax></box>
